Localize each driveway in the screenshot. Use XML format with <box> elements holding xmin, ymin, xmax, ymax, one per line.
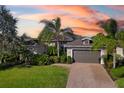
<box><xmin>66</xmin><ymin>63</ymin><xmax>116</xmax><ymax>88</ymax></box>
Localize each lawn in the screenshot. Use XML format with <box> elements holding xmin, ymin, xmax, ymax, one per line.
<box><xmin>110</xmin><ymin>66</ymin><xmax>124</xmax><ymax>88</ymax></box>
<box><xmin>0</xmin><ymin>65</ymin><xmax>69</xmax><ymax>88</ymax></box>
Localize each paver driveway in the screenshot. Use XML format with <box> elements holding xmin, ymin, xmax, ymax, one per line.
<box><xmin>66</xmin><ymin>63</ymin><xmax>116</xmax><ymax>88</ymax></box>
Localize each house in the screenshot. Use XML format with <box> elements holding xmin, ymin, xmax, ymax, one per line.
<box><xmin>44</xmin><ymin>35</ymin><xmax>74</xmax><ymax>47</ymax></box>
<box><xmin>64</xmin><ymin>37</ymin><xmax>106</xmax><ymax>64</ymax></box>
<box><xmin>21</xmin><ymin>36</ymin><xmax>47</xmax><ymax>55</ymax></box>
<box><xmin>26</xmin><ymin>44</ymin><xmax>47</xmax><ymax>55</ymax></box>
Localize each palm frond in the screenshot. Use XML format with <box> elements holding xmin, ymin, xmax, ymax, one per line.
<box><xmin>40</xmin><ymin>19</ymin><xmax>56</xmax><ymax>30</ymax></box>
<box><xmin>54</xmin><ymin>17</ymin><xmax>61</xmax><ymax>32</ymax></box>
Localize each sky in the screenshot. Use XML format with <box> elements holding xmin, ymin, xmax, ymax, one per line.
<box><xmin>6</xmin><ymin>5</ymin><xmax>124</xmax><ymax>38</ymax></box>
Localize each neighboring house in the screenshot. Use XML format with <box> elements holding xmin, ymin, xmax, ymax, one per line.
<box><xmin>44</xmin><ymin>35</ymin><xmax>74</xmax><ymax>47</ymax></box>
<box><xmin>64</xmin><ymin>37</ymin><xmax>106</xmax><ymax>64</ymax></box>
<box><xmin>22</xmin><ymin>37</ymin><xmax>47</xmax><ymax>55</ymax></box>
<box><xmin>26</xmin><ymin>44</ymin><xmax>47</xmax><ymax>55</ymax></box>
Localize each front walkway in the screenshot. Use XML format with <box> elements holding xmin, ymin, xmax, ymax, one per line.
<box><xmin>66</xmin><ymin>63</ymin><xmax>116</xmax><ymax>88</ymax></box>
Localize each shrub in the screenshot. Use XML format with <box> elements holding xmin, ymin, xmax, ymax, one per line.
<box><xmin>0</xmin><ymin>53</ymin><xmax>18</xmax><ymax>65</ymax></box>
<box><xmin>102</xmin><ymin>54</ymin><xmax>113</xmax><ymax>69</ymax></box>
<box><xmin>116</xmin><ymin>78</ymin><xmax>124</xmax><ymax>88</ymax></box>
<box><xmin>31</xmin><ymin>55</ymin><xmax>39</xmax><ymax>65</ymax></box>
<box><xmin>60</xmin><ymin>55</ymin><xmax>67</xmax><ymax>63</ymax></box>
<box><xmin>66</xmin><ymin>56</ymin><xmax>73</xmax><ymax>64</ymax></box>
<box><xmin>116</xmin><ymin>54</ymin><xmax>124</xmax><ymax>67</ymax></box>
<box><xmin>33</xmin><ymin>54</ymin><xmax>50</xmax><ymax>65</ymax></box>
<box><xmin>111</xmin><ymin>66</ymin><xmax>124</xmax><ymax>79</ymax></box>
<box><xmin>49</xmin><ymin>56</ymin><xmax>60</xmax><ymax>63</ymax></box>
<box><xmin>47</xmin><ymin>46</ymin><xmax>57</xmax><ymax>56</ymax></box>
<box><xmin>0</xmin><ymin>53</ymin><xmax>20</xmax><ymax>70</ymax></box>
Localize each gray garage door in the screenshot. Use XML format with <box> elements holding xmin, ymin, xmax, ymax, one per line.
<box><xmin>73</xmin><ymin>50</ymin><xmax>100</xmax><ymax>63</ymax></box>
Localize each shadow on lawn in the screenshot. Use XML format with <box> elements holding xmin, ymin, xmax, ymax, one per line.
<box><xmin>0</xmin><ymin>63</ymin><xmax>32</xmax><ymax>71</ymax></box>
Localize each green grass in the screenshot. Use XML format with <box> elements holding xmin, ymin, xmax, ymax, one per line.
<box><xmin>110</xmin><ymin>66</ymin><xmax>124</xmax><ymax>88</ymax></box>
<box><xmin>0</xmin><ymin>65</ymin><xmax>69</xmax><ymax>88</ymax></box>
<box><xmin>111</xmin><ymin>66</ymin><xmax>124</xmax><ymax>79</ymax></box>
<box><xmin>116</xmin><ymin>78</ymin><xmax>124</xmax><ymax>88</ymax></box>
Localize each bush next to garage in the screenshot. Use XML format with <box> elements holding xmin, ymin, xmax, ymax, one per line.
<box><xmin>32</xmin><ymin>53</ymin><xmax>73</xmax><ymax>65</ymax></box>
<box><xmin>33</xmin><ymin>54</ymin><xmax>51</xmax><ymax>65</ymax></box>
<box><xmin>49</xmin><ymin>55</ymin><xmax>73</xmax><ymax>64</ymax></box>
<box><xmin>49</xmin><ymin>56</ymin><xmax>60</xmax><ymax>63</ymax></box>
<box><xmin>66</xmin><ymin>56</ymin><xmax>73</xmax><ymax>64</ymax></box>
<box><xmin>60</xmin><ymin>55</ymin><xmax>67</xmax><ymax>63</ymax></box>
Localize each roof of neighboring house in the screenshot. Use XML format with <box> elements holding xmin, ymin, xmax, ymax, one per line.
<box><xmin>64</xmin><ymin>37</ymin><xmax>92</xmax><ymax>47</ymax></box>
<box><xmin>26</xmin><ymin>44</ymin><xmax>47</xmax><ymax>54</ymax></box>
<box><xmin>43</xmin><ymin>35</ymin><xmax>74</xmax><ymax>42</ymax></box>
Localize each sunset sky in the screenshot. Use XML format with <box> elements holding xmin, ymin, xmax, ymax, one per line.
<box><xmin>7</xmin><ymin>5</ymin><xmax>124</xmax><ymax>38</ymax></box>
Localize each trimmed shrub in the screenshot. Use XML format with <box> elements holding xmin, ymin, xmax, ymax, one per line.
<box><xmin>102</xmin><ymin>54</ymin><xmax>113</xmax><ymax>69</ymax></box>
<box><xmin>60</xmin><ymin>55</ymin><xmax>67</xmax><ymax>63</ymax></box>
<box><xmin>111</xmin><ymin>66</ymin><xmax>124</xmax><ymax>79</ymax></box>
<box><xmin>33</xmin><ymin>54</ymin><xmax>50</xmax><ymax>65</ymax></box>
<box><xmin>49</xmin><ymin>56</ymin><xmax>60</xmax><ymax>63</ymax></box>
<box><xmin>66</xmin><ymin>56</ymin><xmax>73</xmax><ymax>64</ymax></box>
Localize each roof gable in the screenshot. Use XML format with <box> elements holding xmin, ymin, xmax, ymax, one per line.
<box><xmin>64</xmin><ymin>37</ymin><xmax>93</xmax><ymax>47</ymax></box>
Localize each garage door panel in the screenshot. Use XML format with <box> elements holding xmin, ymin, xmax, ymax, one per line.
<box><xmin>73</xmin><ymin>50</ymin><xmax>100</xmax><ymax>63</ymax></box>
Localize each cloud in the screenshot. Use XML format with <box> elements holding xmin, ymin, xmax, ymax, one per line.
<box><xmin>107</xmin><ymin>5</ymin><xmax>124</xmax><ymax>11</ymax></box>
<box><xmin>71</xmin><ymin>27</ymin><xmax>105</xmax><ymax>36</ymax></box>
<box><xmin>19</xmin><ymin>13</ymin><xmax>103</xmax><ymax>29</ymax></box>
<box><xmin>35</xmin><ymin>5</ymin><xmax>110</xmax><ymax>21</ymax></box>
<box><xmin>18</xmin><ymin>5</ymin><xmax>110</xmax><ymax>37</ymax></box>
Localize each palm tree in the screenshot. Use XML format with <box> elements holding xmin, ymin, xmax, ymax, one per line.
<box><xmin>92</xmin><ymin>33</ymin><xmax>117</xmax><ymax>68</ymax></box>
<box><xmin>92</xmin><ymin>18</ymin><xmax>118</xmax><ymax>68</ymax></box>
<box><xmin>39</xmin><ymin>17</ymin><xmax>73</xmax><ymax>57</ymax></box>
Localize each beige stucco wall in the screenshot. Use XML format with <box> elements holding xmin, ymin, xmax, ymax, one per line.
<box><xmin>67</xmin><ymin>48</ymin><xmax>73</xmax><ymax>57</ymax></box>
<box><xmin>100</xmin><ymin>49</ymin><xmax>107</xmax><ymax>64</ymax></box>
<box><xmin>116</xmin><ymin>47</ymin><xmax>124</xmax><ymax>57</ymax></box>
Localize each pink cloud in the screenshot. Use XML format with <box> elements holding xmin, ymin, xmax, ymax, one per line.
<box><xmin>18</xmin><ymin>5</ymin><xmax>110</xmax><ymax>37</ymax></box>
<box><xmin>72</xmin><ymin>27</ymin><xmax>105</xmax><ymax>36</ymax></box>
<box><xmin>35</xmin><ymin>5</ymin><xmax>110</xmax><ymax>21</ymax></box>
<box><xmin>19</xmin><ymin>13</ymin><xmax>103</xmax><ymax>29</ymax></box>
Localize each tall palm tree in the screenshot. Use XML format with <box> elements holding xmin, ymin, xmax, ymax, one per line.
<box><xmin>93</xmin><ymin>19</ymin><xmax>118</xmax><ymax>68</ymax></box>
<box><xmin>39</xmin><ymin>17</ymin><xmax>73</xmax><ymax>57</ymax></box>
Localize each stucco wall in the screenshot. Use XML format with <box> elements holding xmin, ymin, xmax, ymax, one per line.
<box><xmin>67</xmin><ymin>48</ymin><xmax>73</xmax><ymax>57</ymax></box>
<box><xmin>100</xmin><ymin>49</ymin><xmax>107</xmax><ymax>64</ymax></box>
<box><xmin>116</xmin><ymin>47</ymin><xmax>124</xmax><ymax>57</ymax></box>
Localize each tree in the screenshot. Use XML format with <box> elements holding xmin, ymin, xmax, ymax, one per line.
<box><xmin>92</xmin><ymin>33</ymin><xmax>117</xmax><ymax>54</ymax></box>
<box><xmin>93</xmin><ymin>19</ymin><xmax>118</xmax><ymax>68</ymax></box>
<box><xmin>38</xmin><ymin>17</ymin><xmax>74</xmax><ymax>57</ymax></box>
<box><xmin>0</xmin><ymin>5</ymin><xmax>18</xmax><ymax>50</ymax></box>
<box><xmin>92</xmin><ymin>33</ymin><xmax>117</xmax><ymax>68</ymax></box>
<box><xmin>103</xmin><ymin>18</ymin><xmax>118</xmax><ymax>38</ymax></box>
<box><xmin>115</xmin><ymin>31</ymin><xmax>124</xmax><ymax>48</ymax></box>
<box><xmin>0</xmin><ymin>5</ymin><xmax>31</xmax><ymax>66</ymax></box>
<box><xmin>0</xmin><ymin>5</ymin><xmax>18</xmax><ymax>63</ymax></box>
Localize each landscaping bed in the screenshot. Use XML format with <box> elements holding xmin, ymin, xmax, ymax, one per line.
<box><xmin>0</xmin><ymin>65</ymin><xmax>69</xmax><ymax>88</ymax></box>
<box><xmin>110</xmin><ymin>66</ymin><xmax>124</xmax><ymax>88</ymax></box>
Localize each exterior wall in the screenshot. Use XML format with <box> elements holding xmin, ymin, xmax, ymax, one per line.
<box><xmin>100</xmin><ymin>49</ymin><xmax>107</xmax><ymax>64</ymax></box>
<box><xmin>67</xmin><ymin>48</ymin><xmax>73</xmax><ymax>57</ymax></box>
<box><xmin>116</xmin><ymin>47</ymin><xmax>124</xmax><ymax>57</ymax></box>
